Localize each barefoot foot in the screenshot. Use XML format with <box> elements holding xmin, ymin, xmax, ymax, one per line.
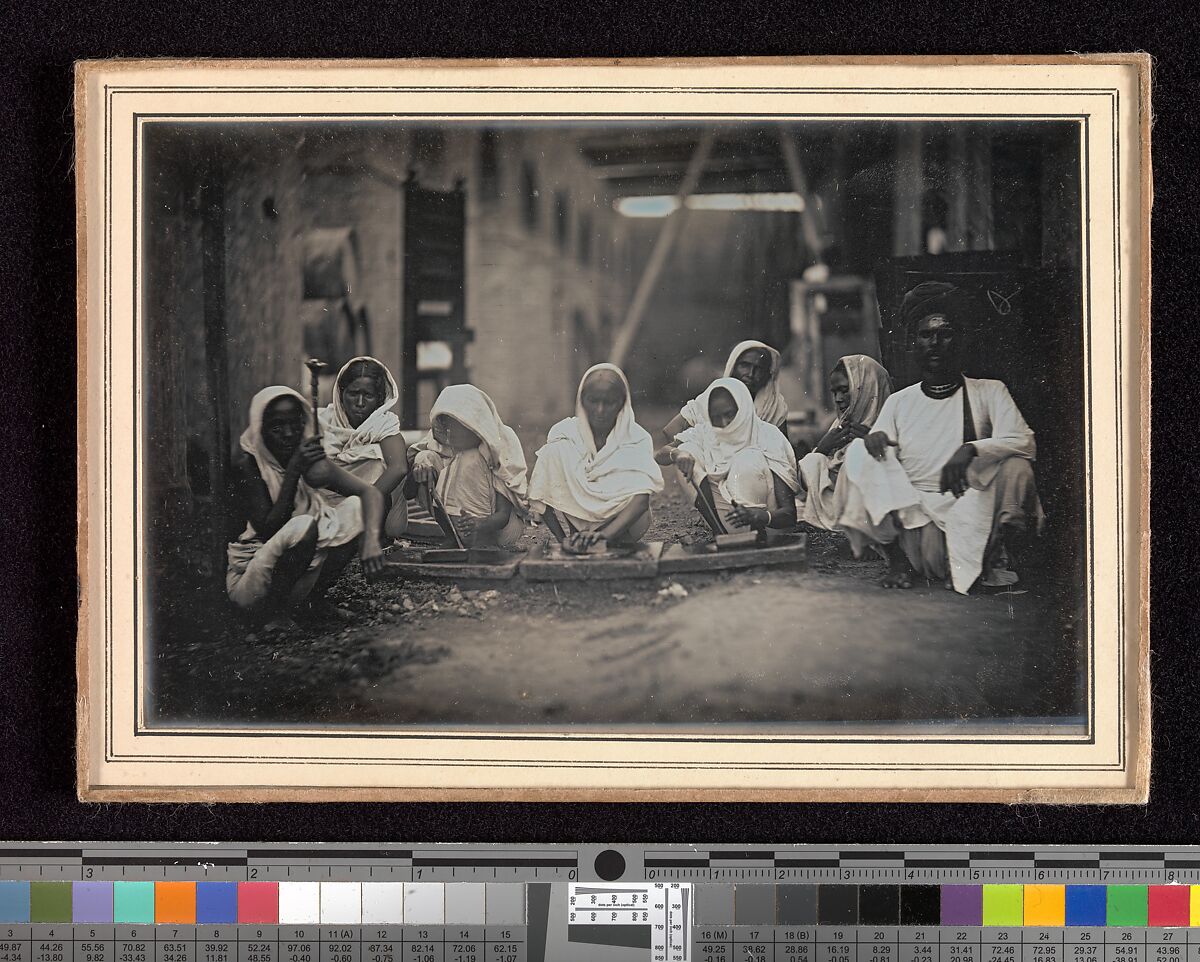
<box><xmin>880</xmin><ymin>568</ymin><xmax>914</xmax><ymax>589</ymax></box>
<box><xmin>879</xmin><ymin>541</ymin><xmax>915</xmax><ymax>589</ymax></box>
<box><xmin>261</xmin><ymin>614</ymin><xmax>302</xmax><ymax>634</ymax></box>
<box><xmin>299</xmin><ymin>599</ymin><xmax>355</xmax><ymax>625</ymax></box>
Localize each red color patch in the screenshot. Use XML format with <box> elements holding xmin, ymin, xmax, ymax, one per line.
<box><xmin>238</xmin><ymin>882</ymin><xmax>279</xmax><ymax>924</ymax></box>
<box><xmin>1147</xmin><ymin>886</ymin><xmax>1190</xmax><ymax>927</ymax></box>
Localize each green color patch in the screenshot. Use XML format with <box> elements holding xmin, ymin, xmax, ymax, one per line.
<box><xmin>982</xmin><ymin>885</ymin><xmax>1023</xmax><ymax>926</ymax></box>
<box><xmin>29</xmin><ymin>882</ymin><xmax>71</xmax><ymax>923</ymax></box>
<box><xmin>1106</xmin><ymin>885</ymin><xmax>1148</xmax><ymax>926</ymax></box>
<box><xmin>113</xmin><ymin>882</ymin><xmax>155</xmax><ymax>924</ymax></box>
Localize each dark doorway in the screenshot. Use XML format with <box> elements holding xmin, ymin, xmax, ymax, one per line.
<box><xmin>402</xmin><ymin>177</ymin><xmax>472</xmax><ymax>427</ymax></box>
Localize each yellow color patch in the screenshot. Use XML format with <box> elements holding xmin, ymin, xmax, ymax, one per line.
<box><xmin>1191</xmin><ymin>885</ymin><xmax>1200</xmax><ymax>926</ymax></box>
<box><xmin>1023</xmin><ymin>885</ymin><xmax>1066</xmax><ymax>926</ymax></box>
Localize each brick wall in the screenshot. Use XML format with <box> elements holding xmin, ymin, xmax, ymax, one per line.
<box><xmin>457</xmin><ymin>128</ymin><xmax>630</xmax><ymax>438</ymax></box>
<box><xmin>141</xmin><ymin>122</ymin><xmax>633</xmax><ymax>534</ymax></box>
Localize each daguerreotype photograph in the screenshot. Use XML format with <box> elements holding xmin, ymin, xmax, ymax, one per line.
<box><xmin>77</xmin><ymin>58</ymin><xmax>1148</xmax><ymax>800</ymax></box>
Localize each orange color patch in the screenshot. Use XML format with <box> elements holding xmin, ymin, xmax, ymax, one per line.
<box><xmin>155</xmin><ymin>882</ymin><xmax>196</xmax><ymax>924</ymax></box>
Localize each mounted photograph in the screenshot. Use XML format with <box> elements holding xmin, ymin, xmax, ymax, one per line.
<box><xmin>76</xmin><ymin>56</ymin><xmax>1150</xmax><ymax>801</ymax></box>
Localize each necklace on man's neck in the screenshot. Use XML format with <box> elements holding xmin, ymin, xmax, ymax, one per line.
<box><xmin>920</xmin><ymin>375</ymin><xmax>963</xmax><ymax>400</ymax></box>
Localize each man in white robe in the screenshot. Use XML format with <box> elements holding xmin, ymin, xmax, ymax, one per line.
<box><xmin>836</xmin><ymin>282</ymin><xmax>1044</xmax><ymax>593</ymax></box>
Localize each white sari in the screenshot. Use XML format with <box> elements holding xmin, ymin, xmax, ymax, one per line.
<box><xmin>675</xmin><ymin>377</ymin><xmax>798</xmax><ymax>526</ymax></box>
<box><xmin>410</xmin><ymin>385</ymin><xmax>529</xmax><ymax>545</ymax></box>
<box><xmin>798</xmin><ymin>354</ymin><xmax>892</xmax><ymax>530</ymax></box>
<box><xmin>318</xmin><ymin>355</ymin><xmax>402</xmax><ymax>485</ymax></box>
<box><xmin>529</xmin><ymin>363</ymin><xmax>664</xmax><ymax>531</ymax></box>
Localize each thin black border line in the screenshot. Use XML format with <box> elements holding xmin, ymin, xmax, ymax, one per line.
<box><xmin>125</xmin><ymin>111</ymin><xmax>1093</xmax><ymax>122</ymax></box>
<box><xmin>132</xmin><ymin>114</ymin><xmax>141</xmax><ymax>736</ymax></box>
<box><xmin>104</xmin><ymin>85</ymin><xmax>1128</xmax><ymax>97</ymax></box>
<box><xmin>110</xmin><ymin>106</ymin><xmax>1099</xmax><ymax>748</ymax></box>
<box><xmin>1112</xmin><ymin>89</ymin><xmax>1126</xmax><ymax>771</ymax></box>
<box><xmin>121</xmin><ymin>117</ymin><xmax>1097</xmax><ymax>754</ymax></box>
<box><xmin>134</xmin><ymin>728</ymin><xmax>1095</xmax><ymax>744</ymax></box>
<box><xmin>104</xmin><ymin>83</ymin><xmax>114</xmax><ymax>762</ymax></box>
<box><xmin>88</xmin><ymin>758</ymin><xmax>1130</xmax><ymax>771</ymax></box>
<box><xmin>96</xmin><ymin>751</ymin><xmax>1116</xmax><ymax>768</ymax></box>
<box><xmin>110</xmin><ymin>127</ymin><xmax>1104</xmax><ymax>772</ymax></box>
<box><xmin>114</xmin><ymin>108</ymin><xmax>1105</xmax><ymax>760</ymax></box>
<box><xmin>122</xmin><ymin>112</ymin><xmax>1098</xmax><ymax>750</ymax></box>
<box><xmin>1082</xmin><ymin>115</ymin><xmax>1097</xmax><ymax>748</ymax></box>
<box><xmin>93</xmin><ymin>88</ymin><xmax>1131</xmax><ymax>775</ymax></box>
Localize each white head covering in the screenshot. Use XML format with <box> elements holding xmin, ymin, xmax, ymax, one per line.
<box><xmin>724</xmin><ymin>340</ymin><xmax>788</xmax><ymax>426</ymax></box>
<box><xmin>676</xmin><ymin>376</ymin><xmax>799</xmax><ymax>491</ymax></box>
<box><xmin>681</xmin><ymin>339</ymin><xmax>788</xmax><ymax>429</ymax></box>
<box><xmin>318</xmin><ymin>355</ymin><xmax>402</xmax><ymax>465</ymax></box>
<box><xmin>237</xmin><ymin>385</ymin><xmax>343</xmax><ymax>542</ymax></box>
<box><xmin>413</xmin><ymin>384</ymin><xmax>529</xmax><ymax>514</ymax></box>
<box><xmin>828</xmin><ymin>354</ymin><xmax>892</xmax><ymax>465</ymax></box>
<box><xmin>529</xmin><ymin>363</ymin><xmax>665</xmax><ymax>523</ymax></box>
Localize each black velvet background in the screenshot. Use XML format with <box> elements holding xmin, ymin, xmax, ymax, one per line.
<box><xmin>1</xmin><ymin>3</ymin><xmax>1195</xmax><ymax>842</ymax></box>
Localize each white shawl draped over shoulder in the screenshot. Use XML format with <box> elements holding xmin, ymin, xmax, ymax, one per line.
<box><xmin>318</xmin><ymin>355</ymin><xmax>402</xmax><ymax>475</ymax></box>
<box><xmin>529</xmin><ymin>363</ymin><xmax>664</xmax><ymax>523</ymax></box>
<box><xmin>675</xmin><ymin>377</ymin><xmax>799</xmax><ymax>492</ymax></box>
<box><xmin>410</xmin><ymin>384</ymin><xmax>530</xmax><ymax>516</ymax></box>
<box><xmin>230</xmin><ymin>385</ymin><xmax>363</xmax><ymax>559</ymax></box>
<box><xmin>799</xmin><ymin>354</ymin><xmax>893</xmax><ymax>529</ymax></box>
<box><xmin>838</xmin><ymin>377</ymin><xmax>1036</xmax><ymax>593</ymax></box>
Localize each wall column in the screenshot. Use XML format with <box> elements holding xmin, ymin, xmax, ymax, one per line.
<box><xmin>892</xmin><ymin>124</ymin><xmax>925</xmax><ymax>256</ymax></box>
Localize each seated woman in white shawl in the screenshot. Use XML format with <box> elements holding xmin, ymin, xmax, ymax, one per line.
<box><xmin>528</xmin><ymin>363</ymin><xmax>665</xmax><ymax>554</ymax></box>
<box><xmin>797</xmin><ymin>354</ymin><xmax>892</xmax><ymax>530</ymax></box>
<box><xmin>660</xmin><ymin>339</ymin><xmax>789</xmax><ymax>440</ymax></box>
<box><xmin>318</xmin><ymin>356</ymin><xmax>409</xmax><ymax>540</ymax></box>
<box><xmin>408</xmin><ymin>385</ymin><xmax>529</xmax><ymax>548</ymax></box>
<box><xmin>227</xmin><ymin>386</ymin><xmax>385</xmax><ymax>619</ymax></box>
<box><xmin>655</xmin><ymin>377</ymin><xmax>799</xmax><ymax>535</ymax></box>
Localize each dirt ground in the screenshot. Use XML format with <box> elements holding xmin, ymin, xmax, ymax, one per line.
<box><xmin>151</xmin><ymin>472</ymin><xmax>1085</xmax><ymax>730</ymax></box>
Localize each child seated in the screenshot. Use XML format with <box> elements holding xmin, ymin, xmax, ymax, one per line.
<box><xmin>408</xmin><ymin>385</ymin><xmax>528</xmax><ymax>547</ymax></box>
<box><xmin>660</xmin><ymin>339</ymin><xmax>789</xmax><ymax>439</ymax></box>
<box><xmin>227</xmin><ymin>386</ymin><xmax>385</xmax><ymax>621</ymax></box>
<box><xmin>656</xmin><ymin>377</ymin><xmax>799</xmax><ymax>535</ymax></box>
<box><xmin>529</xmin><ymin>363</ymin><xmax>664</xmax><ymax>554</ymax></box>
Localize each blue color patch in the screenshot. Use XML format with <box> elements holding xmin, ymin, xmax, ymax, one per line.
<box><xmin>1065</xmin><ymin>885</ymin><xmax>1108</xmax><ymax>926</ymax></box>
<box><xmin>196</xmin><ymin>882</ymin><xmax>238</xmax><ymax>924</ymax></box>
<box><xmin>0</xmin><ymin>882</ymin><xmax>30</xmax><ymax>923</ymax></box>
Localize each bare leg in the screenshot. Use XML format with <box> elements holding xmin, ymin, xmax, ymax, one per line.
<box><xmin>603</xmin><ymin>497</ymin><xmax>650</xmax><ymax>545</ymax></box>
<box><xmin>264</xmin><ymin>521</ymin><xmax>319</xmax><ymax>614</ymax></box>
<box><xmin>541</xmin><ymin>508</ymin><xmax>570</xmax><ymax>544</ymax></box>
<box><xmin>310</xmin><ymin>540</ymin><xmax>358</xmax><ymax>601</ymax></box>
<box><xmin>880</xmin><ymin>539</ymin><xmax>915</xmax><ymax>589</ymax></box>
<box><xmin>467</xmin><ymin>515</ymin><xmax>500</xmax><ymax>548</ymax></box>
<box><xmin>984</xmin><ymin>458</ymin><xmax>1042</xmax><ymax>584</ymax></box>
<box><xmin>383</xmin><ymin>489</ymin><xmax>409</xmax><ymax>541</ymax></box>
<box><xmin>294</xmin><ymin>539</ymin><xmax>359</xmax><ymax>623</ymax></box>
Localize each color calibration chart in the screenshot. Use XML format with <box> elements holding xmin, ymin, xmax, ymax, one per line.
<box><xmin>6</xmin><ymin>847</ymin><xmax>1200</xmax><ymax>962</ymax></box>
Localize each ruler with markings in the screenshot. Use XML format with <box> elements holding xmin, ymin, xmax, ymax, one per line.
<box><xmin>4</xmin><ymin>845</ymin><xmax>1200</xmax><ymax>962</ymax></box>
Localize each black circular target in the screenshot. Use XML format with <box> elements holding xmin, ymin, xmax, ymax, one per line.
<box><xmin>594</xmin><ymin>849</ymin><xmax>626</xmax><ymax>881</ymax></box>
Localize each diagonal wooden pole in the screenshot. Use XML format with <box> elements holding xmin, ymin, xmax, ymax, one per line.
<box><xmin>610</xmin><ymin>129</ymin><xmax>716</xmax><ymax>368</ymax></box>
<box><xmin>777</xmin><ymin>125</ymin><xmax>826</xmax><ymax>267</ymax></box>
